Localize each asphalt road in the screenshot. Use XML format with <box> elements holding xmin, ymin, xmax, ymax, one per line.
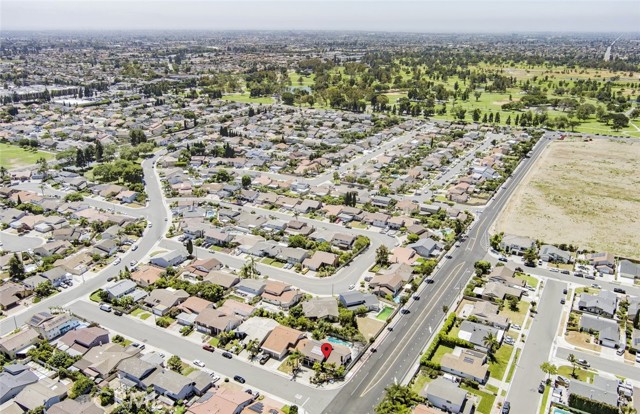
<box><xmin>556</xmin><ymin>347</ymin><xmax>640</xmax><ymax>382</ymax></box>
<box><xmin>325</xmin><ymin>134</ymin><xmax>552</xmax><ymax>413</ymax></box>
<box><xmin>0</xmin><ymin>232</ymin><xmax>44</xmax><ymax>252</ymax></box>
<box><xmin>506</xmin><ymin>279</ymin><xmax>566</xmax><ymax>414</ymax></box>
<box><xmin>0</xmin><ymin>151</ymin><xmax>170</xmax><ymax>337</ymax></box>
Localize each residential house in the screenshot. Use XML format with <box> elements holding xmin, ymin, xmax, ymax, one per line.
<box><xmin>117</xmin><ymin>357</ymin><xmax>157</xmax><ymax>388</ymax></box>
<box><xmin>302</xmin><ymin>297</ymin><xmax>339</xmax><ymax>321</ymax></box>
<box><xmin>0</xmin><ymin>364</ymin><xmax>38</xmax><ymax>404</ymax></box>
<box><xmin>458</xmin><ymin>320</ymin><xmax>504</xmax><ymax>352</ymax></box>
<box><xmin>145</xmin><ymin>368</ymin><xmax>196</xmax><ymax>402</ymax></box>
<box><xmin>106</xmin><ymin>279</ymin><xmax>137</xmax><ymax>300</ymax></box>
<box><xmin>143</xmin><ymin>288</ymin><xmax>189</xmax><ymax>316</ymax></box>
<box><xmin>619</xmin><ymin>260</ymin><xmax>640</xmax><ymax>280</ymax></box>
<box><xmin>331</xmin><ymin>233</ymin><xmax>356</xmax><ymax>250</ymax></box>
<box><xmin>568</xmin><ymin>376</ymin><xmax>619</xmax><ymax>409</ymax></box>
<box><xmin>500</xmin><ymin>234</ymin><xmax>535</xmax><ymax>255</ymax></box>
<box><xmin>0</xmin><ymin>283</ymin><xmax>30</xmax><ymax>311</ymax></box>
<box><xmin>14</xmin><ymin>378</ymin><xmax>67</xmax><ymax>411</ymax></box>
<box><xmin>57</xmin><ymin>327</ymin><xmax>110</xmax><ymax>357</ymax></box>
<box><xmin>236</xmin><ymin>317</ymin><xmax>279</xmax><ymax>346</ymax></box>
<box><xmin>0</xmin><ymin>328</ymin><xmax>40</xmax><ymax>359</ymax></box>
<box><xmin>149</xmin><ymin>250</ymin><xmax>186</xmax><ymax>268</ymax></box>
<box><xmin>130</xmin><ymin>265</ymin><xmax>164</xmax><ymax>287</ymax></box>
<box><xmin>421</xmin><ymin>378</ymin><xmax>469</xmax><ymax>414</ymax></box>
<box><xmin>408</xmin><ymin>238</ymin><xmax>442</xmax><ymax>258</ymax></box>
<box><xmin>194</xmin><ymin>308</ymin><xmax>242</xmax><ymax>335</ymax></box>
<box><xmin>440</xmin><ymin>347</ymin><xmax>490</xmax><ymax>385</ymax></box>
<box><xmin>361</xmin><ymin>212</ymin><xmax>390</xmax><ymax>228</ymax></box>
<box><xmin>540</xmin><ymin>245</ymin><xmax>572</xmax><ymax>263</ymax></box>
<box><xmin>261</xmin><ymin>281</ymin><xmax>303</xmax><ymax>309</ymax></box>
<box><xmin>466</xmin><ymin>301</ymin><xmax>510</xmax><ymax>329</ymax></box>
<box><xmin>578</xmin><ymin>290</ymin><xmax>618</xmax><ymax>318</ymax></box>
<box><xmin>276</xmin><ymin>247</ymin><xmax>309</xmax><ymax>264</ymax></box>
<box><xmin>188</xmin><ymin>388</ymin><xmax>254</xmax><ymax>414</ymax></box>
<box><xmin>303</xmin><ymin>251</ymin><xmax>338</xmax><ymax>271</ymax></box>
<box><xmin>47</xmin><ymin>399</ymin><xmax>102</xmax><ymax>414</ymax></box>
<box><xmin>587</xmin><ymin>252</ymin><xmax>616</xmax><ymax>274</ymax></box>
<box><xmin>204</xmin><ymin>271</ymin><xmax>240</xmax><ymax>290</ymax></box>
<box><xmin>338</xmin><ymin>291</ymin><xmax>379</xmax><ymax>311</ymax></box>
<box><xmin>579</xmin><ymin>314</ymin><xmax>621</xmax><ymax>349</ymax></box>
<box><xmin>27</xmin><ymin>312</ymin><xmax>79</xmax><ymax>341</ymax></box>
<box><xmin>487</xmin><ymin>266</ymin><xmax>525</xmax><ymax>288</ymax></box>
<box><xmin>185</xmin><ymin>258</ymin><xmax>223</xmax><ymax>278</ymax></box>
<box><xmin>40</xmin><ymin>266</ymin><xmax>70</xmax><ymax>287</ymax></box>
<box><xmin>389</xmin><ymin>247</ymin><xmax>419</xmax><ymax>266</ymax></box>
<box><xmin>204</xmin><ymin>228</ymin><xmax>233</xmax><ymax>246</ymax></box>
<box><xmin>73</xmin><ymin>343</ymin><xmax>139</xmax><ymax>379</ymax></box>
<box><xmin>479</xmin><ymin>282</ymin><xmax>524</xmax><ymax>301</ymax></box>
<box><xmin>296</xmin><ymin>338</ymin><xmax>352</xmax><ymax>367</ymax></box>
<box><xmin>261</xmin><ymin>325</ymin><xmax>306</xmax><ymax>360</ymax></box>
<box><xmin>235</xmin><ymin>279</ymin><xmax>266</xmax><ymax>297</ymax></box>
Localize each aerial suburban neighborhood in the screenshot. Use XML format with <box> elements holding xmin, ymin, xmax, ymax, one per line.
<box><xmin>0</xmin><ymin>2</ymin><xmax>639</xmax><ymax>414</ymax></box>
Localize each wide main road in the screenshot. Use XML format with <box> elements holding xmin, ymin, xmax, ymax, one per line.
<box><xmin>325</xmin><ymin>134</ymin><xmax>551</xmax><ymax>413</ymax></box>
<box><xmin>0</xmin><ymin>151</ymin><xmax>170</xmax><ymax>337</ymax></box>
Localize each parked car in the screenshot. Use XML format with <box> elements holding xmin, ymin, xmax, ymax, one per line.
<box><xmin>538</xmin><ymin>382</ymin><xmax>545</xmax><ymax>393</ymax></box>
<box><xmin>498</xmin><ymin>256</ymin><xmax>508</xmax><ymax>262</ymax></box>
<box><xmin>114</xmin><ymin>258</ymin><xmax>121</xmax><ymax>265</ymax></box>
<box><xmin>132</xmin><ymin>244</ymin><xmax>138</xmax><ymax>251</ymax></box>
<box><xmin>614</xmin><ymin>287</ymin><xmax>626</xmax><ymax>294</ymax></box>
<box><xmin>348</xmin><ymin>284</ymin><xmax>355</xmax><ymax>290</ymax></box>
<box><xmin>259</xmin><ymin>354</ymin><xmax>271</xmax><ymax>365</ymax></box>
<box><xmin>511</xmin><ymin>324</ymin><xmax>521</xmax><ymax>331</ymax></box>
<box><xmin>222</xmin><ymin>352</ymin><xmax>233</xmax><ymax>359</ymax></box>
<box><xmin>193</xmin><ymin>360</ymin><xmax>205</xmax><ymax>368</ymax></box>
<box><xmin>617</xmin><ymin>348</ymin><xmax>625</xmax><ymax>356</ymax></box>
<box><xmin>560</xmin><ymin>298</ymin><xmax>566</xmax><ymax>304</ymax></box>
<box><xmin>114</xmin><ymin>310</ymin><xmax>123</xmax><ymax>316</ymax></box>
<box><xmin>549</xmin><ymin>268</ymin><xmax>560</xmax><ymax>273</ymax></box>
<box><xmin>562</xmin><ymin>288</ymin><xmax>568</xmax><ymax>294</ymax></box>
<box><xmin>560</xmin><ymin>270</ymin><xmax>570</xmax><ymax>275</ymax></box>
<box><xmin>445</xmin><ymin>254</ymin><xmax>453</xmax><ymax>259</ymax></box>
<box><xmin>400</xmin><ymin>308</ymin><xmax>410</xmax><ymax>315</ymax></box>
<box><xmin>413</xmin><ymin>295</ymin><xmax>420</xmax><ymax>300</ymax></box>
<box><xmin>99</xmin><ymin>303</ymin><xmax>112</xmax><ymax>312</ymax></box>
<box><xmin>107</xmin><ymin>276</ymin><xmax>116</xmax><ymax>282</ymax></box>
<box><xmin>591</xmin><ymin>284</ymin><xmax>602</xmax><ymax>289</ymax></box>
<box><xmin>502</xmin><ymin>401</ymin><xmax>511</xmax><ymax>414</ymax></box>
<box><xmin>577</xmin><ymin>359</ymin><xmax>590</xmax><ymax>367</ymax></box>
<box><xmin>202</xmin><ymin>345</ymin><xmax>215</xmax><ymax>352</ymax></box>
<box><xmin>233</xmin><ymin>375</ymin><xmax>246</xmax><ymax>384</ymax></box>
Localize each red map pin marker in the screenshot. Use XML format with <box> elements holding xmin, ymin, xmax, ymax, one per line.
<box><xmin>321</xmin><ymin>343</ymin><xmax>333</xmax><ymax>359</ymax></box>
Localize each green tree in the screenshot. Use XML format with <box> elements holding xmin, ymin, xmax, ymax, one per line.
<box><xmin>186</xmin><ymin>239</ymin><xmax>194</xmax><ymax>257</ymax></box>
<box><xmin>375</xmin><ymin>245</ymin><xmax>390</xmax><ymax>267</ymax></box>
<box><xmin>167</xmin><ymin>355</ymin><xmax>182</xmax><ymax>373</ymax></box>
<box><xmin>95</xmin><ymin>140</ymin><xmax>104</xmax><ymax>162</ymax></box>
<box><xmin>611</xmin><ymin>113</ymin><xmax>629</xmax><ymax>131</ymax></box>
<box><xmin>129</xmin><ymin>129</ymin><xmax>146</xmax><ymax>146</ymax></box>
<box><xmin>483</xmin><ymin>333</ymin><xmax>499</xmax><ymax>360</ymax></box>
<box><xmin>474</xmin><ymin>91</ymin><xmax>482</xmax><ymax>102</ymax></box>
<box><xmin>75</xmin><ymin>148</ymin><xmax>86</xmax><ymax>167</ymax></box>
<box><xmin>241</xmin><ymin>175</ymin><xmax>252</xmax><ymax>188</ymax></box>
<box><xmin>508</xmin><ymin>296</ymin><xmax>519</xmax><ymax>311</ymax></box>
<box><xmin>540</xmin><ymin>361</ymin><xmax>558</xmax><ymax>381</ymax></box>
<box><xmin>69</xmin><ymin>374</ymin><xmax>94</xmax><ymax>398</ymax></box>
<box><xmin>375</xmin><ymin>384</ymin><xmax>422</xmax><ymax>414</ymax></box>
<box><xmin>523</xmin><ymin>246</ymin><xmax>538</xmax><ymax>266</ymax></box>
<box><xmin>9</xmin><ymin>253</ymin><xmax>25</xmax><ymax>279</ymax></box>
<box><xmin>567</xmin><ymin>354</ymin><xmax>578</xmax><ymax>378</ymax></box>
<box><xmin>99</xmin><ymin>386</ymin><xmax>115</xmax><ymax>406</ymax></box>
<box><xmin>35</xmin><ymin>281</ymin><xmax>54</xmax><ymax>298</ymax></box>
<box><xmin>634</xmin><ymin>310</ymin><xmax>640</xmax><ymax>329</ymax></box>
<box><xmin>474</xmin><ymin>260</ymin><xmax>492</xmax><ymax>276</ymax></box>
<box><xmin>36</xmin><ymin>157</ymin><xmax>48</xmax><ymax>175</ymax></box>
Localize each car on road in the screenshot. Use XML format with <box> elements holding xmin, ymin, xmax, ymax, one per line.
<box><xmin>563</xmin><ymin>288</ymin><xmax>567</xmax><ymax>294</ymax></box>
<box><xmin>400</xmin><ymin>308</ymin><xmax>410</xmax><ymax>315</ymax></box>
<box><xmin>129</xmin><ymin>260</ymin><xmax>137</xmax><ymax>267</ymax></box>
<box><xmin>538</xmin><ymin>381</ymin><xmax>546</xmax><ymax>393</ymax></box>
<box><xmin>560</xmin><ymin>270</ymin><xmax>570</xmax><ymax>275</ymax></box>
<box><xmin>348</xmin><ymin>284</ymin><xmax>355</xmax><ymax>290</ymax></box>
<box><xmin>445</xmin><ymin>254</ymin><xmax>453</xmax><ymax>259</ymax></box>
<box><xmin>114</xmin><ymin>310</ymin><xmax>123</xmax><ymax>316</ymax></box>
<box><xmin>164</xmin><ymin>218</ymin><xmax>168</xmax><ymax>221</ymax></box>
<box><xmin>99</xmin><ymin>303</ymin><xmax>112</xmax><ymax>312</ymax></box>
<box><xmin>114</xmin><ymin>258</ymin><xmax>121</xmax><ymax>265</ymax></box>
<box><xmin>259</xmin><ymin>354</ymin><xmax>271</xmax><ymax>365</ymax></box>
<box><xmin>202</xmin><ymin>345</ymin><xmax>215</xmax><ymax>352</ymax></box>
<box><xmin>148</xmin><ymin>223</ymin><xmax>153</xmax><ymax>228</ymax></box>
<box><xmin>233</xmin><ymin>375</ymin><xmax>246</xmax><ymax>384</ymax></box>
<box><xmin>549</xmin><ymin>268</ymin><xmax>560</xmax><ymax>273</ymax></box>
<box><xmin>574</xmin><ymin>272</ymin><xmax>584</xmax><ymax>278</ymax></box>
<box><xmin>193</xmin><ymin>360</ymin><xmax>205</xmax><ymax>368</ymax></box>
<box><xmin>560</xmin><ymin>298</ymin><xmax>566</xmax><ymax>304</ymax></box>
<box><xmin>426</xmin><ymin>278</ymin><xmax>435</xmax><ymax>284</ymax></box>
<box><xmin>511</xmin><ymin>324</ymin><xmax>521</xmax><ymax>331</ymax></box>
<box><xmin>502</xmin><ymin>401</ymin><xmax>510</xmax><ymax>414</ymax></box>
<box><xmin>222</xmin><ymin>352</ymin><xmax>233</xmax><ymax>359</ymax></box>
<box><xmin>132</xmin><ymin>244</ymin><xmax>138</xmax><ymax>251</ymax></box>
<box><xmin>107</xmin><ymin>276</ymin><xmax>116</xmax><ymax>282</ymax></box>
<box><xmin>591</xmin><ymin>284</ymin><xmax>601</xmax><ymax>289</ymax></box>
<box><xmin>617</xmin><ymin>348</ymin><xmax>625</xmax><ymax>356</ymax></box>
<box><xmin>413</xmin><ymin>295</ymin><xmax>420</xmax><ymax>300</ymax></box>
<box><xmin>577</xmin><ymin>359</ymin><xmax>590</xmax><ymax>367</ymax></box>
<box><xmin>498</xmin><ymin>256</ymin><xmax>508</xmax><ymax>262</ymax></box>
<box><xmin>614</xmin><ymin>287</ymin><xmax>626</xmax><ymax>294</ymax></box>
<box><xmin>504</xmin><ymin>336</ymin><xmax>515</xmax><ymax>345</ymax></box>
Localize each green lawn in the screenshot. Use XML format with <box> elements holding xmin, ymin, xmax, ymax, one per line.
<box><xmin>539</xmin><ymin>385</ymin><xmax>551</xmax><ymax>414</ymax></box>
<box><xmin>489</xmin><ymin>344</ymin><xmax>514</xmax><ymax>380</ymax></box>
<box><xmin>557</xmin><ymin>365</ymin><xmax>595</xmax><ymax>383</ymax></box>
<box><xmin>377</xmin><ymin>306</ymin><xmax>394</xmax><ymax>321</ymax></box>
<box><xmin>499</xmin><ymin>302</ymin><xmax>529</xmax><ymax>325</ymax></box>
<box><xmin>0</xmin><ymin>143</ymin><xmax>54</xmax><ymax>169</ymax></box>
<box><xmin>411</xmin><ymin>371</ymin><xmax>433</xmax><ymax>394</ymax></box>
<box><xmin>89</xmin><ymin>290</ymin><xmax>103</xmax><ymax>303</ymax></box>
<box><xmin>221</xmin><ymin>93</ymin><xmax>274</xmax><ymax>104</ymax></box>
<box><xmin>288</xmin><ymin>71</ymin><xmax>316</xmax><ymax>87</ymax></box>
<box><xmin>432</xmin><ymin>344</ymin><xmax>455</xmax><ymax>364</ymax></box>
<box><xmin>139</xmin><ymin>313</ymin><xmax>152</xmax><ymax>320</ymax></box>
<box><xmin>461</xmin><ymin>384</ymin><xmax>496</xmax><ymax>414</ymax></box>
<box><xmin>506</xmin><ymin>348</ymin><xmax>521</xmax><ymax>383</ymax></box>
<box><xmin>208</xmin><ymin>337</ymin><xmax>220</xmax><ymax>347</ymax></box>
<box><xmin>516</xmin><ymin>273</ymin><xmax>539</xmax><ymax>288</ymax></box>
<box><xmin>131</xmin><ymin>308</ymin><xmax>144</xmax><ymax>316</ymax></box>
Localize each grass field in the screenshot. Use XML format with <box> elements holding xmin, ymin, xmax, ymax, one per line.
<box><xmin>558</xmin><ymin>365</ymin><xmax>595</xmax><ymax>383</ymax></box>
<box><xmin>495</xmin><ymin>139</ymin><xmax>640</xmax><ymax>260</ymax></box>
<box><xmin>461</xmin><ymin>384</ymin><xmax>496</xmax><ymax>414</ymax></box>
<box><xmin>0</xmin><ymin>143</ymin><xmax>54</xmax><ymax>169</ymax></box>
<box><xmin>221</xmin><ymin>93</ymin><xmax>274</xmax><ymax>104</ymax></box>
<box><xmin>489</xmin><ymin>344</ymin><xmax>514</xmax><ymax>380</ymax></box>
<box><xmin>411</xmin><ymin>371</ymin><xmax>433</xmax><ymax>394</ymax></box>
<box><xmin>506</xmin><ymin>348</ymin><xmax>521</xmax><ymax>383</ymax></box>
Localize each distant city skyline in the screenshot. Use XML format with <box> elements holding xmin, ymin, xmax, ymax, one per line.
<box><xmin>2</xmin><ymin>0</ymin><xmax>639</xmax><ymax>33</ymax></box>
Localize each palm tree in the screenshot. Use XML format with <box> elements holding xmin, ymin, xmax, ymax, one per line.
<box><xmin>0</xmin><ymin>166</ymin><xmax>7</xmax><ymax>181</ymax></box>
<box><xmin>483</xmin><ymin>333</ymin><xmax>499</xmax><ymax>361</ymax></box>
<box><xmin>240</xmin><ymin>257</ymin><xmax>258</xmax><ymax>279</ymax></box>
<box><xmin>567</xmin><ymin>354</ymin><xmax>578</xmax><ymax>378</ymax></box>
<box><xmin>540</xmin><ymin>361</ymin><xmax>558</xmax><ymax>382</ymax></box>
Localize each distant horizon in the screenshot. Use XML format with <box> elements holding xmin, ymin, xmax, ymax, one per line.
<box><xmin>2</xmin><ymin>0</ymin><xmax>638</xmax><ymax>33</ymax></box>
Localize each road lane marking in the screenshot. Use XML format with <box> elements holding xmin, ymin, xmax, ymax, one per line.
<box><xmin>359</xmin><ymin>261</ymin><xmax>465</xmax><ymax>397</ymax></box>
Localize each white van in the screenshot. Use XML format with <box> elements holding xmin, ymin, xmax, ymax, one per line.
<box><xmin>99</xmin><ymin>303</ymin><xmax>112</xmax><ymax>312</ymax></box>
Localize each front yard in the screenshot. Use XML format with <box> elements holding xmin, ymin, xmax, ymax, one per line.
<box><xmin>461</xmin><ymin>384</ymin><xmax>496</xmax><ymax>414</ymax></box>
<box><xmin>557</xmin><ymin>365</ymin><xmax>595</xmax><ymax>383</ymax></box>
<box><xmin>489</xmin><ymin>344</ymin><xmax>514</xmax><ymax>380</ymax></box>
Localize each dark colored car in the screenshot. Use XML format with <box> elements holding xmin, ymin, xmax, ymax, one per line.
<box><xmin>259</xmin><ymin>354</ymin><xmax>270</xmax><ymax>365</ymax></box>
<box><xmin>562</xmin><ymin>288</ymin><xmax>568</xmax><ymax>294</ymax></box>
<box><xmin>614</xmin><ymin>287</ymin><xmax>626</xmax><ymax>294</ymax></box>
<box><xmin>502</xmin><ymin>401</ymin><xmax>511</xmax><ymax>414</ymax></box>
<box><xmin>114</xmin><ymin>310</ymin><xmax>123</xmax><ymax>316</ymax></box>
<box><xmin>400</xmin><ymin>308</ymin><xmax>410</xmax><ymax>315</ymax></box>
<box><xmin>538</xmin><ymin>382</ymin><xmax>545</xmax><ymax>393</ymax></box>
<box><xmin>202</xmin><ymin>345</ymin><xmax>215</xmax><ymax>352</ymax></box>
<box><xmin>413</xmin><ymin>295</ymin><xmax>420</xmax><ymax>300</ymax></box>
<box><xmin>234</xmin><ymin>375</ymin><xmax>246</xmax><ymax>384</ymax></box>
<box><xmin>426</xmin><ymin>279</ymin><xmax>435</xmax><ymax>284</ymax></box>
<box><xmin>222</xmin><ymin>352</ymin><xmax>233</xmax><ymax>359</ymax></box>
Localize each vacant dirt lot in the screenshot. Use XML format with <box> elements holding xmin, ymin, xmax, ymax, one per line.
<box><xmin>494</xmin><ymin>138</ymin><xmax>640</xmax><ymax>259</ymax></box>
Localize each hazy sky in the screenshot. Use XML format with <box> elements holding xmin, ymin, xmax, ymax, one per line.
<box><xmin>2</xmin><ymin>0</ymin><xmax>638</xmax><ymax>32</ymax></box>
